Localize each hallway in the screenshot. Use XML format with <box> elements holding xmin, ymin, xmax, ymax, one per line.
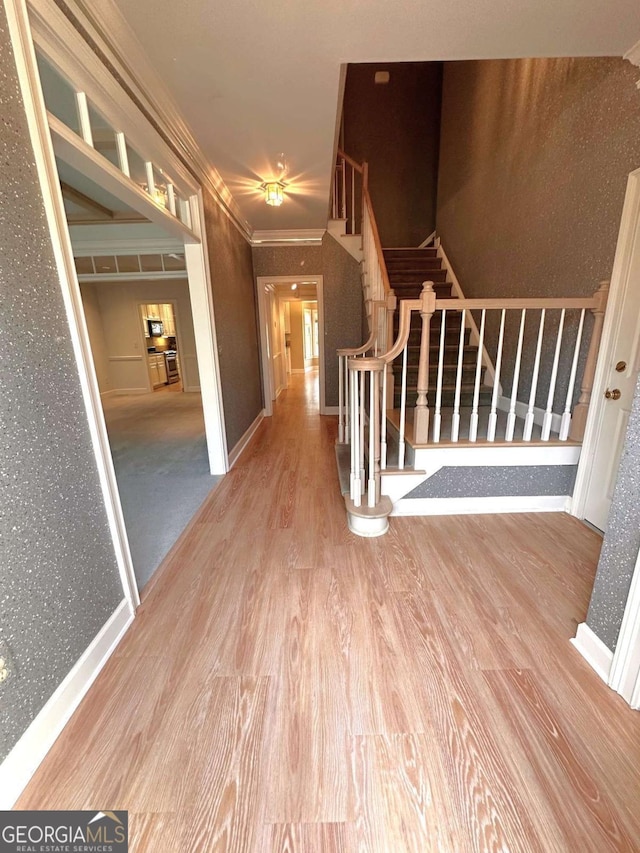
<box><xmin>18</xmin><ymin>373</ymin><xmax>640</xmax><ymax>850</ymax></box>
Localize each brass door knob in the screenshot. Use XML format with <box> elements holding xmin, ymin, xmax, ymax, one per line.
<box><xmin>605</xmin><ymin>388</ymin><xmax>621</xmax><ymax>400</ymax></box>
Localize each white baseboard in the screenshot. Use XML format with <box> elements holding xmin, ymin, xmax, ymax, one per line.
<box><xmin>391</xmin><ymin>494</ymin><xmax>571</xmax><ymax>517</ymax></box>
<box><xmin>497</xmin><ymin>395</ymin><xmax>563</xmax><ymax>434</ymax></box>
<box><xmin>322</xmin><ymin>405</ymin><xmax>340</xmax><ymax>415</ymax></box>
<box><xmin>228</xmin><ymin>409</ymin><xmax>265</xmax><ymax>469</ymax></box>
<box><xmin>0</xmin><ymin>599</ymin><xmax>133</xmax><ymax>809</ymax></box>
<box><xmin>571</xmin><ymin>622</ymin><xmax>613</xmax><ymax>683</ymax></box>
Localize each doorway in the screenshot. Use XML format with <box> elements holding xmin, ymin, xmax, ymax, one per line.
<box><xmin>575</xmin><ymin>167</ymin><xmax>640</xmax><ymax>532</ymax></box>
<box><xmin>256</xmin><ymin>275</ymin><xmax>326</xmax><ymax>416</ymax></box>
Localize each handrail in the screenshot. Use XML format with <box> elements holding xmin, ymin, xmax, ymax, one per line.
<box><xmin>362</xmin><ymin>186</ymin><xmax>391</xmax><ymax>296</ymax></box>
<box><xmin>434</xmin><ymin>295</ymin><xmax>600</xmax><ymax>311</ymax></box>
<box><xmin>337</xmin><ymin>147</ymin><xmax>364</xmax><ymax>174</ymax></box>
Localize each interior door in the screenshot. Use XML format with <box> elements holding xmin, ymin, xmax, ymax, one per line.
<box><xmin>583</xmin><ymin>191</ymin><xmax>640</xmax><ymax>531</ymax></box>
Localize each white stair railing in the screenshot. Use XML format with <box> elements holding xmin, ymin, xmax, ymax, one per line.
<box><xmin>384</xmin><ymin>282</ymin><xmax>608</xmax><ymax>448</ymax></box>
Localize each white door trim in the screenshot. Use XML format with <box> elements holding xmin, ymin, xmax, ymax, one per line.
<box><xmin>6</xmin><ymin>0</ymin><xmax>140</xmax><ymax>609</ymax></box>
<box><xmin>184</xmin><ymin>191</ymin><xmax>229</xmax><ymax>474</ymax></box>
<box><xmin>572</xmin><ymin>167</ymin><xmax>640</xmax><ymax>520</ymax></box>
<box><xmin>608</xmin><ymin>547</ymin><xmax>640</xmax><ymax>708</ymax></box>
<box><xmin>256</xmin><ymin>275</ymin><xmax>326</xmax><ymax>415</ymax></box>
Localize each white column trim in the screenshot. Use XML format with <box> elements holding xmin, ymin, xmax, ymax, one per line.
<box><xmin>608</xmin><ymin>547</ymin><xmax>640</xmax><ymax>706</ymax></box>
<box><xmin>5</xmin><ymin>0</ymin><xmax>140</xmax><ymax>608</ymax></box>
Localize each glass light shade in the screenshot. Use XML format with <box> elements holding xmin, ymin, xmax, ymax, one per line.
<box><xmin>264</xmin><ymin>181</ymin><xmax>285</xmax><ymax>206</ymax></box>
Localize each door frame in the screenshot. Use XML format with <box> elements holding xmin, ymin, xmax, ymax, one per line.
<box><xmin>571</xmin><ymin>167</ymin><xmax>640</xmax><ymax>708</ymax></box>
<box><xmin>256</xmin><ymin>275</ymin><xmax>326</xmax><ymax>416</ymax></box>
<box><xmin>572</xmin><ymin>167</ymin><xmax>640</xmax><ymax>520</ymax></box>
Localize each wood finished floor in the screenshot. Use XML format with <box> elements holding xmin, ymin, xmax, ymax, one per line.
<box><xmin>18</xmin><ymin>372</ymin><xmax>640</xmax><ymax>851</ymax></box>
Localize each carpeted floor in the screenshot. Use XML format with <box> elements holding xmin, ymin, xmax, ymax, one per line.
<box><xmin>102</xmin><ymin>385</ymin><xmax>221</xmax><ymax>591</ymax></box>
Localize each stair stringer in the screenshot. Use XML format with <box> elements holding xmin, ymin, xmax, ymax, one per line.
<box><xmin>435</xmin><ymin>236</ymin><xmax>502</xmax><ymax>397</ymax></box>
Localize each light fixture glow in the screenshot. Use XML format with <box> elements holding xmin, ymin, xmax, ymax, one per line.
<box><xmin>262</xmin><ymin>180</ymin><xmax>285</xmax><ymax>207</ymax></box>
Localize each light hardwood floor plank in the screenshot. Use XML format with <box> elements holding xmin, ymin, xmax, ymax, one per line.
<box><xmin>15</xmin><ymin>371</ymin><xmax>640</xmax><ymax>852</ymax></box>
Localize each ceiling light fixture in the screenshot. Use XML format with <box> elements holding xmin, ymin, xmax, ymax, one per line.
<box><xmin>261</xmin><ymin>153</ymin><xmax>288</xmax><ymax>206</ymax></box>
<box><xmin>262</xmin><ymin>180</ymin><xmax>286</xmax><ymax>207</ymax></box>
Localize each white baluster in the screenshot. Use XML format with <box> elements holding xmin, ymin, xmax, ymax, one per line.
<box><xmin>505</xmin><ymin>309</ymin><xmax>527</xmax><ymax>442</ymax></box>
<box><xmin>338</xmin><ymin>355</ymin><xmax>344</xmax><ymax>443</ymax></box>
<box><xmin>469</xmin><ymin>309</ymin><xmax>486</xmax><ymax>443</ymax></box>
<box><xmin>433</xmin><ymin>310</ymin><xmax>446</xmax><ymax>443</ymax></box>
<box><xmin>368</xmin><ymin>371</ymin><xmax>376</xmax><ymax>507</ymax></box>
<box><xmin>542</xmin><ymin>309</ymin><xmax>566</xmax><ymax>441</ymax></box>
<box><xmin>350</xmin><ymin>368</ymin><xmax>360</xmax><ymax>503</ymax></box>
<box><xmin>487</xmin><ymin>309</ymin><xmax>506</xmax><ymax>442</ymax></box>
<box><xmin>451</xmin><ymin>309</ymin><xmax>466</xmax><ymax>443</ymax></box>
<box><xmin>380</xmin><ymin>367</ymin><xmax>388</xmax><ymax>470</ymax></box>
<box><xmin>359</xmin><ymin>371</ymin><xmax>366</xmax><ymax>488</ymax></box>
<box><xmin>344</xmin><ymin>355</ymin><xmax>350</xmax><ymax>444</ymax></box>
<box><xmin>398</xmin><ymin>344</ymin><xmax>408</xmax><ymax>470</ymax></box>
<box><xmin>560</xmin><ymin>309</ymin><xmax>586</xmax><ymax>441</ymax></box>
<box><xmin>524</xmin><ymin>309</ymin><xmax>546</xmax><ymax>441</ymax></box>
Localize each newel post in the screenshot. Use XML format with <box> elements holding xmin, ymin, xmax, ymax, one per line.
<box><xmin>413</xmin><ymin>282</ymin><xmax>436</xmax><ymax>443</ymax></box>
<box><xmin>385</xmin><ymin>290</ymin><xmax>397</xmax><ymax>409</ymax></box>
<box><xmin>570</xmin><ymin>280</ymin><xmax>610</xmax><ymax>441</ymax></box>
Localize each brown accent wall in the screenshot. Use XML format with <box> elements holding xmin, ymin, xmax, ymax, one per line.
<box><xmin>343</xmin><ymin>62</ymin><xmax>442</xmax><ymax>247</ymax></box>
<box><xmin>252</xmin><ymin>235</ymin><xmax>363</xmax><ymax>407</ymax></box>
<box><xmin>436</xmin><ymin>57</ymin><xmax>640</xmax><ymax>300</ymax></box>
<box><xmin>203</xmin><ymin>192</ymin><xmax>263</xmax><ymax>452</ymax></box>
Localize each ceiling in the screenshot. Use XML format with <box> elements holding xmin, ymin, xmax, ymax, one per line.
<box><xmin>105</xmin><ymin>0</ymin><xmax>640</xmax><ymax>233</ymax></box>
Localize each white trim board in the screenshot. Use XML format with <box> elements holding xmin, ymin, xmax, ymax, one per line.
<box><xmin>227</xmin><ymin>410</ymin><xmax>265</xmax><ymax>469</ymax></box>
<box><xmin>0</xmin><ymin>599</ymin><xmax>133</xmax><ymax>809</ymax></box>
<box><xmin>571</xmin><ymin>622</ymin><xmax>614</xmax><ymax>684</ymax></box>
<box><xmin>413</xmin><ymin>443</ymin><xmax>581</xmax><ymax>471</ymax></box>
<box><xmin>391</xmin><ymin>495</ymin><xmax>572</xmax><ymax>517</ymax></box>
<box><xmin>609</xmin><ymin>547</ymin><xmax>640</xmax><ymax>706</ymax></box>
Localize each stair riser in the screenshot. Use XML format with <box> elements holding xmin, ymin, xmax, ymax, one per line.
<box><xmin>383</xmin><ymin>249</ymin><xmax>438</xmax><ymax>259</ymax></box>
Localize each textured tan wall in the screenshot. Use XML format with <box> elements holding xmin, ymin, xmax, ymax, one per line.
<box><xmin>203</xmin><ymin>193</ymin><xmax>263</xmax><ymax>451</ymax></box>
<box><xmin>436</xmin><ymin>57</ymin><xmax>640</xmax><ymax>406</ymax></box>
<box><xmin>437</xmin><ymin>57</ymin><xmax>640</xmax><ymax>300</ymax></box>
<box><xmin>252</xmin><ymin>235</ymin><xmax>363</xmax><ymax>407</ymax></box>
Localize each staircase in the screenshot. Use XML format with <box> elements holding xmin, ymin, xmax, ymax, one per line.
<box><xmin>384</xmin><ymin>248</ymin><xmax>492</xmax><ymax>409</ymax></box>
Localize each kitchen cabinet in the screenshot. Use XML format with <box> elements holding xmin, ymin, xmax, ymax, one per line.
<box><xmin>147</xmin><ymin>352</ymin><xmax>167</xmax><ymax>387</ymax></box>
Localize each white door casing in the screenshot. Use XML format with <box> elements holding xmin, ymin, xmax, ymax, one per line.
<box><xmin>574</xmin><ymin>168</ymin><xmax>640</xmax><ymax>531</ymax></box>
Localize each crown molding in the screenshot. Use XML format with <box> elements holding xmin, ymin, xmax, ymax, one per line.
<box><xmin>28</xmin><ymin>0</ymin><xmax>253</xmax><ymax>242</ymax></box>
<box><xmin>251</xmin><ymin>229</ymin><xmax>325</xmax><ymax>247</ymax></box>
<box><xmin>624</xmin><ymin>38</ymin><xmax>640</xmax><ymax>89</ymax></box>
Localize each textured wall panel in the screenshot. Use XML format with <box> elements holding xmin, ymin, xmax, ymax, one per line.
<box><xmin>203</xmin><ymin>193</ymin><xmax>263</xmax><ymax>451</ymax></box>
<box><xmin>587</xmin><ymin>374</ymin><xmax>640</xmax><ymax>650</ymax></box>
<box><xmin>0</xmin><ymin>11</ymin><xmax>123</xmax><ymax>763</ymax></box>
<box><xmin>405</xmin><ymin>465</ymin><xmax>577</xmax><ymax>499</ymax></box>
